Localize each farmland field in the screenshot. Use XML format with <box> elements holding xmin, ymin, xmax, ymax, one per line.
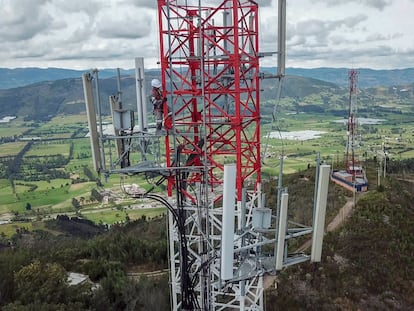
<box><xmin>0</xmin><ymin>141</ymin><xmax>27</xmax><ymax>156</ymax></box>
<box><xmin>0</xmin><ymin>107</ymin><xmax>413</xmax><ymax>227</ymax></box>
<box><xmin>82</xmin><ymin>207</ymin><xmax>166</xmax><ymax>224</ymax></box>
<box><xmin>0</xmin><ymin>126</ymin><xmax>32</xmax><ymax>137</ymax></box>
<box><xmin>25</xmin><ymin>141</ymin><xmax>71</xmax><ymax>157</ymax></box>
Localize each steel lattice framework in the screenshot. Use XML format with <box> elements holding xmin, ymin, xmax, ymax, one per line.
<box><xmin>158</xmin><ymin>0</ymin><xmax>261</xmax><ymax>201</ymax></box>
<box><xmin>346</xmin><ymin>69</ymin><xmax>362</xmax><ymax>177</ymax></box>
<box><xmin>157</xmin><ymin>1</ymin><xmax>264</xmax><ymax>310</ymax></box>
<box><xmin>81</xmin><ymin>1</ymin><xmax>329</xmax><ymax>310</ymax></box>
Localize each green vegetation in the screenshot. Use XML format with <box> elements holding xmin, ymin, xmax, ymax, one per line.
<box><xmin>25</xmin><ymin>141</ymin><xmax>71</xmax><ymax>157</ymax></box>
<box><xmin>0</xmin><ymin>217</ymin><xmax>170</xmax><ymax>310</ymax></box>
<box><xmin>0</xmin><ymin>71</ymin><xmax>411</xmax><ymax>230</ymax></box>
<box><xmin>1</xmin><ymin>162</ymin><xmax>413</xmax><ymax>310</ymax></box>
<box><xmin>82</xmin><ymin>207</ymin><xmax>166</xmax><ymax>224</ymax></box>
<box><xmin>0</xmin><ymin>95</ymin><xmax>413</xmax><ymax>219</ymax></box>
<box><xmin>0</xmin><ymin>142</ymin><xmax>27</xmax><ymax>157</ymax></box>
<box><xmin>265</xmin><ymin>173</ymin><xmax>414</xmax><ymax>309</ymax></box>
<box><xmin>0</xmin><ymin>221</ymin><xmax>44</xmax><ymax>237</ymax></box>
<box><xmin>0</xmin><ymin>126</ymin><xmax>31</xmax><ymax>138</ymax></box>
<box><xmin>0</xmin><ymin>74</ymin><xmax>413</xmax><ymax>309</ymax></box>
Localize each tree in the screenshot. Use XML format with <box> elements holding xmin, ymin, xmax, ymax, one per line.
<box><xmin>90</xmin><ymin>189</ymin><xmax>103</xmax><ymax>203</ymax></box>
<box><xmin>72</xmin><ymin>198</ymin><xmax>80</xmax><ymax>209</ymax></box>
<box><xmin>25</xmin><ymin>203</ymin><xmax>31</xmax><ymax>211</ymax></box>
<box><xmin>13</xmin><ymin>260</ymin><xmax>69</xmax><ymax>305</ymax></box>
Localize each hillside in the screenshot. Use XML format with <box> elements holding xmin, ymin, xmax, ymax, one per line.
<box><xmin>2</xmin><ymin>67</ymin><xmax>414</xmax><ymax>89</ymax></box>
<box><xmin>0</xmin><ymin>163</ymin><xmax>413</xmax><ymax>310</ymax></box>
<box><xmin>0</xmin><ymin>76</ymin><xmax>151</xmax><ymax>121</ymax></box>
<box><xmin>264</xmin><ymin>166</ymin><xmax>414</xmax><ymax>310</ymax></box>
<box><xmin>0</xmin><ymin>68</ymin><xmax>134</xmax><ymax>90</ymax></box>
<box><xmin>0</xmin><ymin>79</ymin><xmax>86</xmax><ymax>121</ymax></box>
<box><xmin>281</xmin><ymin>67</ymin><xmax>414</xmax><ymax>88</ymax></box>
<box><xmin>2</xmin><ymin>75</ymin><xmax>413</xmax><ymax>123</ymax></box>
<box><xmin>0</xmin><ymin>74</ymin><xmax>347</xmax><ymax>121</ymax></box>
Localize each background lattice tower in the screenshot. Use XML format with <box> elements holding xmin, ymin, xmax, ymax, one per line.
<box><xmin>346</xmin><ymin>69</ymin><xmax>362</xmax><ymax>177</ymax></box>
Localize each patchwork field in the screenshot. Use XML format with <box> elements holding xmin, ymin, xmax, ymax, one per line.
<box><xmin>0</xmin><ymin>108</ymin><xmax>413</xmax><ymax>230</ymax></box>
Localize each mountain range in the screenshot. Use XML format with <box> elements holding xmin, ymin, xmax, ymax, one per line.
<box><xmin>0</xmin><ymin>73</ymin><xmax>342</xmax><ymax>122</ymax></box>
<box><xmin>1</xmin><ymin>67</ymin><xmax>414</xmax><ymax>90</ymax></box>
<box><xmin>0</xmin><ymin>67</ymin><xmax>412</xmax><ymax>122</ymax></box>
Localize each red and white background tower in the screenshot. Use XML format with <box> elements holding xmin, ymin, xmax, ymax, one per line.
<box><xmin>346</xmin><ymin>69</ymin><xmax>363</xmax><ymax>178</ymax></box>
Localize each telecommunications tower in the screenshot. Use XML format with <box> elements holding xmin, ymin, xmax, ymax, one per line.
<box><xmin>83</xmin><ymin>1</ymin><xmax>331</xmax><ymax>310</ymax></box>
<box><xmin>153</xmin><ymin>0</ymin><xmax>329</xmax><ymax>308</ymax></box>
<box><xmin>158</xmin><ymin>1</ymin><xmax>264</xmax><ymax>309</ymax></box>
<box><xmin>331</xmin><ymin>69</ymin><xmax>368</xmax><ymax>193</ymax></box>
<box><xmin>346</xmin><ymin>69</ymin><xmax>361</xmax><ymax>177</ymax></box>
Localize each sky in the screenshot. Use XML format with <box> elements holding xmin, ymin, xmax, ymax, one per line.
<box><xmin>1</xmin><ymin>0</ymin><xmax>413</xmax><ymax>70</ymax></box>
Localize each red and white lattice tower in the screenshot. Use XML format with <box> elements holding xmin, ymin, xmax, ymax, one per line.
<box><xmin>158</xmin><ymin>0</ymin><xmax>261</xmax><ymax>200</ymax></box>
<box><xmin>81</xmin><ymin>1</ymin><xmax>328</xmax><ymax>309</ymax></box>
<box><xmin>157</xmin><ymin>1</ymin><xmax>264</xmax><ymax>310</ymax></box>
<box><xmin>346</xmin><ymin>69</ymin><xmax>363</xmax><ymax>178</ymax></box>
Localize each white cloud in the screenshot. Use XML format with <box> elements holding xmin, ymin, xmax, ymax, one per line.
<box><xmin>315</xmin><ymin>0</ymin><xmax>392</xmax><ymax>10</ymax></box>
<box><xmin>126</xmin><ymin>0</ymin><xmax>162</xmax><ymax>9</ymax></box>
<box><xmin>51</xmin><ymin>0</ymin><xmax>104</xmax><ymax>15</ymax></box>
<box><xmin>0</xmin><ymin>0</ymin><xmax>55</xmax><ymax>41</ymax></box>
<box><xmin>0</xmin><ymin>0</ymin><xmax>413</xmax><ymax>69</ymax></box>
<box><xmin>94</xmin><ymin>7</ymin><xmax>153</xmax><ymax>39</ymax></box>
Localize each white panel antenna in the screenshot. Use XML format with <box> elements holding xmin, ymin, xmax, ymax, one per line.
<box><xmin>311</xmin><ymin>164</ymin><xmax>331</xmax><ymax>262</ymax></box>
<box><xmin>275</xmin><ymin>192</ymin><xmax>288</xmax><ymax>270</ymax></box>
<box><xmin>221</xmin><ymin>164</ymin><xmax>236</xmax><ymax>281</ymax></box>
<box><xmin>82</xmin><ymin>73</ymin><xmax>102</xmax><ymax>172</ymax></box>
<box><xmin>135</xmin><ymin>57</ymin><xmax>148</xmax><ymax>132</ymax></box>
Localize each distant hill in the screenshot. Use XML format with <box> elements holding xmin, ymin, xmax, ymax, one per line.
<box><xmin>282</xmin><ymin>67</ymin><xmax>414</xmax><ymax>88</ymax></box>
<box><xmin>0</xmin><ymin>74</ymin><xmax>345</xmax><ymax>121</ymax></box>
<box><xmin>1</xmin><ymin>67</ymin><xmax>414</xmax><ymax>89</ymax></box>
<box><xmin>1</xmin><ymin>71</ymin><xmax>412</xmax><ymax>122</ymax></box>
<box><xmin>0</xmin><ymin>77</ymin><xmax>137</xmax><ymax>121</ymax></box>
<box><xmin>0</xmin><ymin>68</ymin><xmax>136</xmax><ymax>90</ymax></box>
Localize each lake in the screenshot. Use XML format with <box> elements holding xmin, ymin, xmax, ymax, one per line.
<box><xmin>266</xmin><ymin>130</ymin><xmax>326</xmax><ymax>141</ymax></box>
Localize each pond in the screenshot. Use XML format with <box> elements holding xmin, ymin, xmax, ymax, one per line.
<box><xmin>0</xmin><ymin>116</ymin><xmax>17</xmax><ymax>123</ymax></box>
<box><xmin>266</xmin><ymin>130</ymin><xmax>326</xmax><ymax>141</ymax></box>
<box><xmin>333</xmin><ymin>118</ymin><xmax>386</xmax><ymax>125</ymax></box>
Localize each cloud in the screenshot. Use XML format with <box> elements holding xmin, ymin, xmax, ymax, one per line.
<box><xmin>294</xmin><ymin>15</ymin><xmax>367</xmax><ymax>34</ymax></box>
<box><xmin>363</xmin><ymin>0</ymin><xmax>392</xmax><ymax>10</ymax></box>
<box><xmin>288</xmin><ymin>44</ymin><xmax>394</xmax><ymax>64</ymax></box>
<box><xmin>126</xmin><ymin>0</ymin><xmax>158</xmax><ymax>9</ymax></box>
<box><xmin>14</xmin><ymin>48</ymin><xmax>50</xmax><ymax>59</ymax></box>
<box><xmin>0</xmin><ymin>0</ymin><xmax>412</xmax><ymax>69</ymax></box>
<box><xmin>0</xmin><ymin>0</ymin><xmax>56</xmax><ymax>41</ymax></box>
<box><xmin>365</xmin><ymin>33</ymin><xmax>403</xmax><ymax>42</ymax></box>
<box><xmin>286</xmin><ymin>15</ymin><xmax>368</xmax><ymax>49</ymax></box>
<box><xmin>94</xmin><ymin>8</ymin><xmax>153</xmax><ymax>39</ymax></box>
<box><xmin>50</xmin><ymin>0</ymin><xmax>104</xmax><ymax>15</ymax></box>
<box><xmin>315</xmin><ymin>0</ymin><xmax>392</xmax><ymax>10</ymax></box>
